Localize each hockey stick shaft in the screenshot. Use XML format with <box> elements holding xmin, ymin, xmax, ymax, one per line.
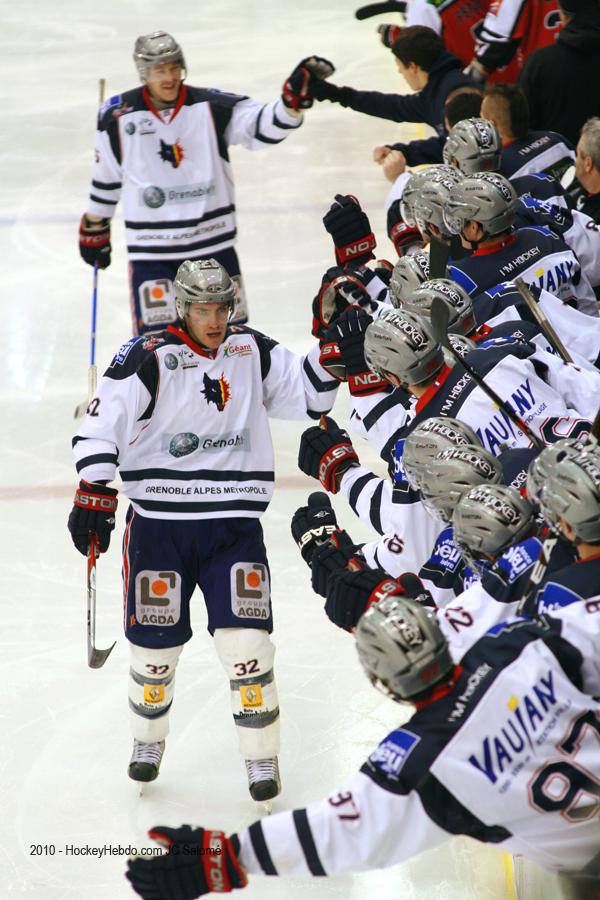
<box><xmin>87</xmin><ymin>534</ymin><xmax>116</xmax><ymax>668</ymax></box>
<box><xmin>74</xmin><ymin>78</ymin><xmax>105</xmax><ymax>419</ymax></box>
<box><xmin>430</xmin><ymin>297</ymin><xmax>544</xmax><ymax>448</ymax></box>
<box><xmin>428</xmin><ymin>236</ymin><xmax>451</xmax><ymax>280</ymax></box>
<box><xmin>514</xmin><ymin>278</ymin><xmax>572</xmax><ymax>364</ymax></box>
<box><xmin>355</xmin><ymin>1</ymin><xmax>406</xmax><ymax>19</ymax></box>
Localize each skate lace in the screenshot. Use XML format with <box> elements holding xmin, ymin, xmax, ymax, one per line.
<box><xmin>245</xmin><ymin>758</ymin><xmax>277</xmax><ymax>782</ymax></box>
<box><xmin>131</xmin><ymin>740</ymin><xmax>164</xmax><ymax>764</ymax></box>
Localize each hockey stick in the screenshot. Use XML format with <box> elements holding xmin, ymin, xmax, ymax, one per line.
<box><xmin>74</xmin><ymin>77</ymin><xmax>106</xmax><ymax>420</ymax></box>
<box><xmin>74</xmin><ymin>263</ymin><xmax>99</xmax><ymax>418</ymax></box>
<box><xmin>430</xmin><ymin>297</ymin><xmax>544</xmax><ymax>449</ymax></box>
<box><xmin>355</xmin><ymin>1</ymin><xmax>406</xmax><ymax>19</ymax></box>
<box><xmin>428</xmin><ymin>236</ymin><xmax>451</xmax><ymax>280</ymax></box>
<box><xmin>87</xmin><ymin>534</ymin><xmax>116</xmax><ymax>668</ymax></box>
<box><xmin>514</xmin><ymin>277</ymin><xmax>572</xmax><ymax>364</ymax></box>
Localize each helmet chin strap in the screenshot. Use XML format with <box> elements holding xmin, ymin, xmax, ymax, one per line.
<box><xmin>461</xmin><ymin>225</ymin><xmax>489</xmax><ymax>251</ymax></box>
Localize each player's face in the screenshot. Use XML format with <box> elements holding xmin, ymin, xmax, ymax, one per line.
<box><xmin>395</xmin><ymin>59</ymin><xmax>421</xmax><ymax>92</ymax></box>
<box><xmin>185</xmin><ymin>302</ymin><xmax>230</xmax><ymax>349</ymax></box>
<box><xmin>146</xmin><ymin>63</ymin><xmax>182</xmax><ymax>104</ymax></box>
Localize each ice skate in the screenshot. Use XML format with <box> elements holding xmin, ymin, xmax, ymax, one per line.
<box><xmin>128</xmin><ymin>739</ymin><xmax>165</xmax><ymax>784</ymax></box>
<box><xmin>245</xmin><ymin>757</ymin><xmax>281</xmax><ymax>807</ymax></box>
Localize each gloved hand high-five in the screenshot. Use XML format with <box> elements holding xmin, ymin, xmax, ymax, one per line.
<box><xmin>291</xmin><ymin>492</ymin><xmax>340</xmax><ymax>565</ymax></box>
<box><xmin>325</xmin><ymin>567</ymin><xmax>406</xmax><ymax>631</ymax></box>
<box><xmin>298</xmin><ymin>416</ymin><xmax>359</xmax><ymax>494</ymax></box>
<box><xmin>282</xmin><ymin>56</ymin><xmax>335</xmax><ymax>111</ymax></box>
<box><xmin>320</xmin><ymin>307</ymin><xmax>387</xmax><ymax>395</ymax></box>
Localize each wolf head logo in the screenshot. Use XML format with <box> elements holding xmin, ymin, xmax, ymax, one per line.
<box><xmin>158</xmin><ymin>139</ymin><xmax>185</xmax><ymax>168</ymax></box>
<box><xmin>201</xmin><ymin>372</ymin><xmax>231</xmax><ymax>411</ymax></box>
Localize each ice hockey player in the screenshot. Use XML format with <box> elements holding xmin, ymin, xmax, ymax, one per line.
<box><xmin>531</xmin><ymin>444</ymin><xmax>600</xmax><ymax>620</ymax></box>
<box><xmin>400</xmin><ymin>278</ymin><xmax>600</xmax><ymax>372</ymax></box>
<box><xmin>362</xmin><ymin>308</ymin><xmax>594</xmax><ymax>456</ymax></box>
<box><xmin>442</xmin><ymin>173</ymin><xmax>597</xmax><ymax>313</ymax></box>
<box><xmin>442</xmin><ymin>117</ymin><xmax>570</xmax><ymax>208</ymax></box>
<box><xmin>294</xmin><ymin>416</ymin><xmax>468</xmax><ymax>583</ymax></box>
<box><xmin>479</xmin><ymin>83</ymin><xmax>575</xmax><ymax>181</ymax></box>
<box><xmin>67</xmin><ymin>258</ymin><xmax>339</xmax><ymax>800</ymax></box>
<box><xmin>441</xmin><ymin>116</ymin><xmax>600</xmax><ymax>291</ymax></box>
<box><xmin>78</xmin><ymin>30</ymin><xmax>332</xmax><ymax>333</ymax></box>
<box><xmin>125</xmin><ymin>594</ymin><xmax>600</xmax><ymax>898</ymax></box>
<box><xmin>386</xmin><ymin>165</ymin><xmax>459</xmax><ymax>258</ymax></box>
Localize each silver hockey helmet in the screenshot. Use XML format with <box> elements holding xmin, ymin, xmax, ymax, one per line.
<box><xmin>446</xmin><ymin>333</ymin><xmax>477</xmax><ymax>361</ymax></box>
<box><xmin>133</xmin><ymin>31</ymin><xmax>187</xmax><ymax>81</ymax></box>
<box><xmin>401</xmin><ymin>279</ymin><xmax>476</xmax><ymax>336</ymax></box>
<box><xmin>443</xmin><ymin>173</ymin><xmax>516</xmax><ymax>237</ymax></box>
<box><xmin>364</xmin><ymin>309</ymin><xmax>444</xmax><ymax>387</ymax></box>
<box><xmin>419</xmin><ymin>444</ymin><xmax>502</xmax><ymax>523</ymax></box>
<box><xmin>389</xmin><ymin>252</ymin><xmax>430</xmax><ymax>307</ymax></box>
<box><xmin>173</xmin><ymin>259</ymin><xmax>236</xmax><ymax>320</ymax></box>
<box><xmin>399</xmin><ymin>165</ymin><xmax>458</xmax><ymax>228</ymax></box>
<box><xmin>538</xmin><ymin>447</ymin><xmax>600</xmax><ymax>543</ymax></box>
<box><xmin>443</xmin><ymin>118</ymin><xmax>502</xmax><ymax>175</ymax></box>
<box><xmin>401</xmin><ymin>416</ymin><xmax>480</xmax><ymax>491</ymax></box>
<box><xmin>453</xmin><ymin>483</ymin><xmax>535</xmax><ymax>572</ymax></box>
<box><xmin>525</xmin><ymin>439</ymin><xmax>587</xmax><ymax>507</ymax></box>
<box><xmin>355</xmin><ymin>595</ymin><xmax>454</xmax><ymax>702</ymax></box>
<box><xmin>413</xmin><ymin>172</ymin><xmax>463</xmax><ymax>239</ymax></box>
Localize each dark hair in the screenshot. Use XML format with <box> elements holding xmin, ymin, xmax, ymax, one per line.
<box><xmin>444</xmin><ymin>87</ymin><xmax>483</xmax><ymax>128</ymax></box>
<box><xmin>483</xmin><ymin>83</ymin><xmax>530</xmax><ymax>139</ymax></box>
<box><xmin>391</xmin><ymin>26</ymin><xmax>445</xmax><ymax>72</ymax></box>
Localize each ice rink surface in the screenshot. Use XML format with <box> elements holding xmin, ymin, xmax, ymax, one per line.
<box><xmin>1</xmin><ymin>1</ymin><xmax>529</xmax><ymax>897</ymax></box>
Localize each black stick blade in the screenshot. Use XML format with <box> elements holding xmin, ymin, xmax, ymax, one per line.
<box><xmin>355</xmin><ymin>1</ymin><xmax>406</xmax><ymax>20</ymax></box>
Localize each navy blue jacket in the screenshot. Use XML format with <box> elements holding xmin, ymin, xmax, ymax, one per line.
<box><xmin>314</xmin><ymin>52</ymin><xmax>474</xmax><ymax>140</ymax></box>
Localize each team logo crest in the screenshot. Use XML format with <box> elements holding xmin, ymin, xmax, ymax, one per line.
<box><xmin>201</xmin><ymin>372</ymin><xmax>231</xmax><ymax>411</ymax></box>
<box><xmin>158</xmin><ymin>138</ymin><xmax>185</xmax><ymax>168</ymax></box>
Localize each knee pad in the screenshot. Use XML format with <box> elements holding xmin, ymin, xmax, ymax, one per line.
<box><xmin>213</xmin><ymin>628</ymin><xmax>279</xmax><ymax>758</ymax></box>
<box><xmin>128</xmin><ymin>643</ymin><xmax>183</xmax><ymax>742</ymax></box>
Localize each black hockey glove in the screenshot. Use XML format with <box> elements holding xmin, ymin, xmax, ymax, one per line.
<box><xmin>387</xmin><ymin>200</ymin><xmax>423</xmax><ymax>257</ymax></box>
<box><xmin>395</xmin><ymin>572</ymin><xmax>435</xmax><ymax>608</ymax></box>
<box><xmin>79</xmin><ymin>214</ymin><xmax>112</xmax><ymax>269</ymax></box>
<box><xmin>126</xmin><ymin>825</ymin><xmax>247</xmax><ymax>899</ymax></box>
<box><xmin>68</xmin><ymin>480</ymin><xmax>118</xmax><ymax>556</ymax></box>
<box><xmin>377</xmin><ymin>23</ymin><xmax>402</xmax><ymax>48</ymax></box>
<box><xmin>311</xmin><ymin>530</ymin><xmax>365</xmax><ymax>597</ymax></box>
<box><xmin>321</xmin><ymin>307</ymin><xmax>387</xmax><ymax>396</ymax></box>
<box><xmin>323</xmin><ymin>195</ymin><xmax>376</xmax><ymax>266</ymax></box>
<box><xmin>298</xmin><ymin>416</ymin><xmax>359</xmax><ymax>494</ymax></box>
<box><xmin>291</xmin><ymin>492</ymin><xmax>339</xmax><ymax>565</ymax></box>
<box><xmin>325</xmin><ymin>567</ymin><xmax>406</xmax><ymax>631</ymax></box>
<box><xmin>282</xmin><ymin>56</ymin><xmax>335</xmax><ymax>111</ymax></box>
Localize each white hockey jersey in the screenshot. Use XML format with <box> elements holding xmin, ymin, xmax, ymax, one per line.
<box><xmin>86</xmin><ymin>85</ymin><xmax>302</xmax><ymax>262</ymax></box>
<box><xmin>73</xmin><ymin>326</ymin><xmax>337</xmax><ymax>519</ymax></box>
<box><xmin>237</xmin><ymin>618</ymin><xmax>600</xmax><ymax>878</ymax></box>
